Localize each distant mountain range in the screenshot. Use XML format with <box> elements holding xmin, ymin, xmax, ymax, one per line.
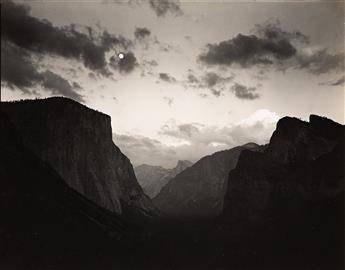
<box><xmin>153</xmin><ymin>142</ymin><xmax>264</xmax><ymax>217</ymax></box>
<box><xmin>135</xmin><ymin>160</ymin><xmax>193</xmax><ymax>198</ymax></box>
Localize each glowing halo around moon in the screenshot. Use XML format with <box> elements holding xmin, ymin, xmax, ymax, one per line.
<box><xmin>118</xmin><ymin>53</ymin><xmax>125</xmax><ymax>59</ymax></box>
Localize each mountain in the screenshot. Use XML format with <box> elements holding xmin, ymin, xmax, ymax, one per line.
<box><xmin>221</xmin><ymin>115</ymin><xmax>344</xmax><ymax>269</ymax></box>
<box><xmin>0</xmin><ymin>109</ymin><xmax>131</xmax><ymax>269</ymax></box>
<box><xmin>153</xmin><ymin>143</ymin><xmax>263</xmax><ymax>217</ymax></box>
<box><xmin>223</xmin><ymin>115</ymin><xmax>344</xmax><ymax>222</ymax></box>
<box><xmin>1</xmin><ymin>97</ymin><xmax>155</xmax><ymax>216</ymax></box>
<box><xmin>135</xmin><ymin>160</ymin><xmax>193</xmax><ymax>198</ymax></box>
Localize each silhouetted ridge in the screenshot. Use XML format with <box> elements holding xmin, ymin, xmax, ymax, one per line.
<box><xmin>225</xmin><ymin>114</ymin><xmax>344</xmax><ymax>219</ymax></box>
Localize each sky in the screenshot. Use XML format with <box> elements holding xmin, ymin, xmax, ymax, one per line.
<box><xmin>1</xmin><ymin>0</ymin><xmax>344</xmax><ymax>168</ymax></box>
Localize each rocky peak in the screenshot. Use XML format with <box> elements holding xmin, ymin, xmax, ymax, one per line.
<box><xmin>171</xmin><ymin>160</ymin><xmax>193</xmax><ymax>176</ymax></box>
<box><xmin>223</xmin><ymin>114</ymin><xmax>344</xmax><ymax>223</ymax></box>
<box><xmin>267</xmin><ymin>115</ymin><xmax>339</xmax><ymax>164</ymax></box>
<box><xmin>1</xmin><ymin>97</ymin><xmax>155</xmax><ymax>215</ymax></box>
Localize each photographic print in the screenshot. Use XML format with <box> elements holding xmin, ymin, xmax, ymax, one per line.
<box><xmin>1</xmin><ymin>0</ymin><xmax>344</xmax><ymax>269</ymax></box>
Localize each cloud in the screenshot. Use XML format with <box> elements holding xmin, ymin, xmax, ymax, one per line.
<box><xmin>187</xmin><ymin>74</ymin><xmax>199</xmax><ymax>84</ymax></box>
<box><xmin>1</xmin><ymin>41</ymin><xmax>84</xmax><ymax>102</ymax></box>
<box><xmin>116</xmin><ymin>109</ymin><xmax>279</xmax><ymax>167</ymax></box>
<box><xmin>254</xmin><ymin>19</ymin><xmax>310</xmax><ymax>45</ymax></box>
<box><xmin>72</xmin><ymin>81</ymin><xmax>82</xmax><ymax>90</ymax></box>
<box><xmin>198</xmin><ymin>20</ymin><xmax>343</xmax><ymax>75</ymax></box>
<box><xmin>109</xmin><ymin>51</ymin><xmax>138</xmax><ymax>74</ymax></box>
<box><xmin>203</xmin><ymin>72</ymin><xmax>233</xmax><ymax>88</ymax></box>
<box><xmin>199</xmin><ymin>33</ymin><xmax>296</xmax><ymax>67</ymax></box>
<box><xmin>295</xmin><ymin>49</ymin><xmax>344</xmax><ymax>75</ymax></box>
<box><xmin>42</xmin><ymin>71</ymin><xmax>84</xmax><ymax>102</ymax></box>
<box><xmin>140</xmin><ymin>59</ymin><xmax>158</xmax><ymax>76</ymax></box>
<box><xmin>163</xmin><ymin>96</ymin><xmax>174</xmax><ymax>106</ymax></box>
<box><xmin>331</xmin><ymin>76</ymin><xmax>344</xmax><ymax>86</ymax></box>
<box><xmin>1</xmin><ymin>41</ymin><xmax>43</xmax><ymax>91</ymax></box>
<box><xmin>185</xmin><ymin>70</ymin><xmax>235</xmax><ymax>97</ymax></box>
<box><xmin>145</xmin><ymin>60</ymin><xmax>158</xmax><ymax>67</ymax></box>
<box><xmin>159</xmin><ymin>73</ymin><xmax>177</xmax><ymax>83</ymax></box>
<box><xmin>210</xmin><ymin>89</ymin><xmax>222</xmax><ymax>97</ymax></box>
<box><xmin>134</xmin><ymin>27</ymin><xmax>151</xmax><ymax>40</ymax></box>
<box><xmin>114</xmin><ymin>133</ymin><xmax>178</xmax><ymax>168</ymax></box>
<box><xmin>161</xmin><ymin>122</ymin><xmax>203</xmax><ymax>139</ymax></box>
<box><xmin>231</xmin><ymin>83</ymin><xmax>260</xmax><ymax>100</ymax></box>
<box><xmin>160</xmin><ymin>109</ymin><xmax>279</xmax><ymax>147</ymax></box>
<box><xmin>100</xmin><ymin>30</ymin><xmax>133</xmax><ymax>51</ymax></box>
<box><xmin>1</xmin><ymin>1</ymin><xmax>132</xmax><ymax>75</ymax></box>
<box><xmin>319</xmin><ymin>75</ymin><xmax>345</xmax><ymax>86</ymax></box>
<box><xmin>149</xmin><ymin>0</ymin><xmax>183</xmax><ymax>17</ymax></box>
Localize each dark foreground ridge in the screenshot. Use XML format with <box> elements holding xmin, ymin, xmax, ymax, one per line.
<box><xmin>0</xmin><ymin>98</ymin><xmax>344</xmax><ymax>270</ymax></box>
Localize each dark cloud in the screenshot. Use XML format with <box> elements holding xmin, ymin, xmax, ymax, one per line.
<box><xmin>203</xmin><ymin>72</ymin><xmax>234</xmax><ymax>88</ymax></box>
<box><xmin>1</xmin><ymin>41</ymin><xmax>84</xmax><ymax>102</ymax></box>
<box><xmin>1</xmin><ymin>1</ymin><xmax>132</xmax><ymax>75</ymax></box>
<box><xmin>134</xmin><ymin>27</ymin><xmax>151</xmax><ymax>40</ymax></box>
<box><xmin>88</xmin><ymin>72</ymin><xmax>97</xmax><ymax>80</ymax></box>
<box><xmin>187</xmin><ymin>74</ymin><xmax>199</xmax><ymax>84</ymax></box>
<box><xmin>254</xmin><ymin>20</ymin><xmax>310</xmax><ymax>44</ymax></box>
<box><xmin>109</xmin><ymin>52</ymin><xmax>138</xmax><ymax>74</ymax></box>
<box><xmin>231</xmin><ymin>83</ymin><xmax>260</xmax><ymax>100</ymax></box>
<box><xmin>159</xmin><ymin>73</ymin><xmax>177</xmax><ymax>83</ymax></box>
<box><xmin>42</xmin><ymin>71</ymin><xmax>84</xmax><ymax>102</ymax></box>
<box><xmin>295</xmin><ymin>49</ymin><xmax>344</xmax><ymax>75</ymax></box>
<box><xmin>199</xmin><ymin>33</ymin><xmax>296</xmax><ymax>68</ymax></box>
<box><xmin>199</xmin><ymin>20</ymin><xmax>343</xmax><ymax>76</ymax></box>
<box><xmin>1</xmin><ymin>41</ymin><xmax>43</xmax><ymax>91</ymax></box>
<box><xmin>149</xmin><ymin>0</ymin><xmax>183</xmax><ymax>17</ymax></box>
<box><xmin>100</xmin><ymin>30</ymin><xmax>133</xmax><ymax>51</ymax></box>
<box><xmin>118</xmin><ymin>52</ymin><xmax>138</xmax><ymax>73</ymax></box>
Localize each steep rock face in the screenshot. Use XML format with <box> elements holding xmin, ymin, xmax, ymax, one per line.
<box><xmin>1</xmin><ymin>97</ymin><xmax>155</xmax><ymax>215</ymax></box>
<box><xmin>135</xmin><ymin>160</ymin><xmax>193</xmax><ymax>198</ymax></box>
<box><xmin>223</xmin><ymin>115</ymin><xmax>344</xmax><ymax>223</ymax></box>
<box><xmin>0</xmin><ymin>110</ymin><xmax>127</xmax><ymax>269</ymax></box>
<box><xmin>153</xmin><ymin>143</ymin><xmax>263</xmax><ymax>217</ymax></box>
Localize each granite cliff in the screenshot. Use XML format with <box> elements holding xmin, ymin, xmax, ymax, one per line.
<box><xmin>224</xmin><ymin>115</ymin><xmax>344</xmax><ymax>223</ymax></box>
<box><xmin>1</xmin><ymin>97</ymin><xmax>155</xmax><ymax>215</ymax></box>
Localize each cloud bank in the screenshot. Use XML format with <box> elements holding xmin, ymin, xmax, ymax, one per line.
<box><xmin>115</xmin><ymin>109</ymin><xmax>279</xmax><ymax>168</ymax></box>
<box><xmin>198</xmin><ymin>20</ymin><xmax>344</xmax><ymax>75</ymax></box>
